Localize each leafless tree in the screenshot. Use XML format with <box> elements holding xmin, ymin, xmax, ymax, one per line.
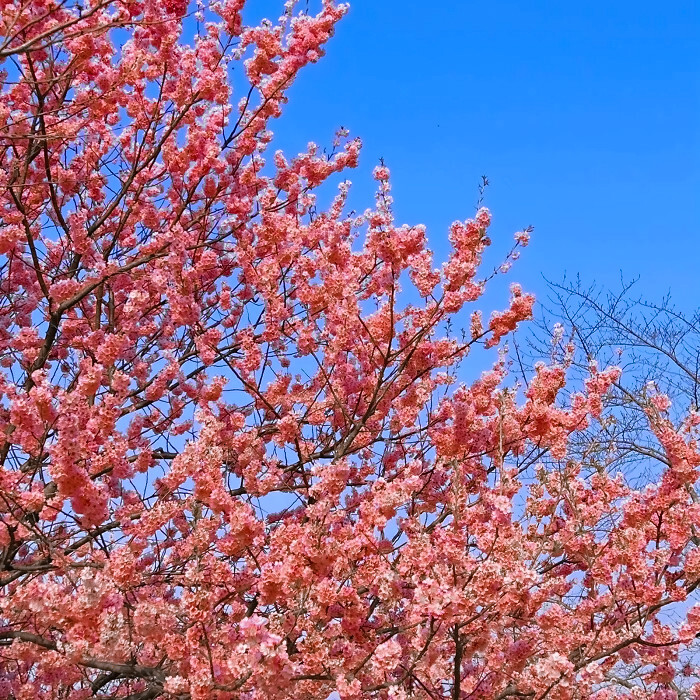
<box><xmin>516</xmin><ymin>275</ymin><xmax>700</xmax><ymax>486</ymax></box>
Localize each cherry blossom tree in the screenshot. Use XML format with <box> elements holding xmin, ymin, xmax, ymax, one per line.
<box><xmin>2</xmin><ymin>1</ymin><xmax>700</xmax><ymax>699</ymax></box>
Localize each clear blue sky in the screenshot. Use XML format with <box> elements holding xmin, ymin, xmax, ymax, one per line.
<box><xmin>251</xmin><ymin>0</ymin><xmax>699</xmax><ymax>312</ymax></box>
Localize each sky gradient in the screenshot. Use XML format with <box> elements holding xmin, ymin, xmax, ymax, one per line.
<box><xmin>249</xmin><ymin>0</ymin><xmax>699</xmax><ymax>315</ymax></box>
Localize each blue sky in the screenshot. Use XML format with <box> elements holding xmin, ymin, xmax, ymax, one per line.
<box><xmin>255</xmin><ymin>0</ymin><xmax>699</xmax><ymax>314</ymax></box>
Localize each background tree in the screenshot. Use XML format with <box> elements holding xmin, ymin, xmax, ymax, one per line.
<box><xmin>2</xmin><ymin>2</ymin><xmax>700</xmax><ymax>699</ymax></box>
<box><xmin>522</xmin><ymin>278</ymin><xmax>700</xmax><ymax>484</ymax></box>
